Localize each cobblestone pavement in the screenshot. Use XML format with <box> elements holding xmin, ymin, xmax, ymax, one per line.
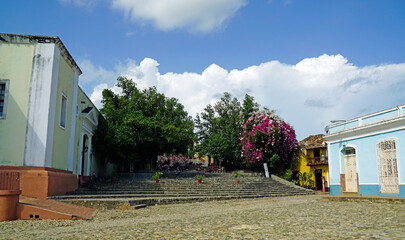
<box><xmin>1</xmin><ymin>195</ymin><xmax>404</xmax><ymax>239</ymax></box>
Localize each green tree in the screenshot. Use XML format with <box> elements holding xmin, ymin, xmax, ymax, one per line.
<box><xmin>195</xmin><ymin>93</ymin><xmax>259</xmax><ymax>169</ymax></box>
<box><xmin>242</xmin><ymin>94</ymin><xmax>259</xmax><ymax>122</ymax></box>
<box><xmin>93</xmin><ymin>77</ymin><xmax>194</xmax><ymax>169</ymax></box>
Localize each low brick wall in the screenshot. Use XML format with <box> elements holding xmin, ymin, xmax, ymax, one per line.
<box><xmin>0</xmin><ymin>167</ymin><xmax>78</xmax><ymax>199</ymax></box>
<box><xmin>0</xmin><ymin>172</ymin><xmax>20</xmax><ymax>190</ymax></box>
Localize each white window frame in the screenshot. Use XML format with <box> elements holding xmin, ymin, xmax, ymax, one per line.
<box><xmin>0</xmin><ymin>80</ymin><xmax>9</xmax><ymax>119</ymax></box>
<box><xmin>376</xmin><ymin>139</ymin><xmax>399</xmax><ymax>194</ymax></box>
<box><xmin>60</xmin><ymin>93</ymin><xmax>67</xmax><ymax>129</ymax></box>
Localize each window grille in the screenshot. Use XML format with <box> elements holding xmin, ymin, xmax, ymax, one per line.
<box><xmin>0</xmin><ymin>83</ymin><xmax>5</xmax><ymax>117</ymax></box>
<box><xmin>60</xmin><ymin>94</ymin><xmax>67</xmax><ymax>128</ymax></box>
<box><xmin>377</xmin><ymin>140</ymin><xmax>399</xmax><ymax>194</ymax></box>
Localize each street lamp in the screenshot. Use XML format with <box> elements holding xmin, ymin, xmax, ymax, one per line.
<box><xmin>330</xmin><ymin>120</ymin><xmax>345</xmax><ymax>123</ymax></box>
<box><xmin>325</xmin><ymin>120</ymin><xmax>346</xmax><ymax>134</ymax></box>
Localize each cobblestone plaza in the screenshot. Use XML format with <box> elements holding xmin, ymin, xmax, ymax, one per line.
<box><xmin>1</xmin><ymin>195</ymin><xmax>404</xmax><ymax>239</ymax></box>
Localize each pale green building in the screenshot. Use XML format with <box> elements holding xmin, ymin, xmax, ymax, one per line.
<box><xmin>0</xmin><ymin>33</ymin><xmax>105</xmax><ymax>198</ymax></box>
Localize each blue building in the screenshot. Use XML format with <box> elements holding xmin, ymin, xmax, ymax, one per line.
<box><xmin>325</xmin><ymin>104</ymin><xmax>405</xmax><ymax>197</ymax></box>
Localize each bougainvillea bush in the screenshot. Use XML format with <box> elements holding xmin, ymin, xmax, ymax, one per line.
<box><xmin>240</xmin><ymin>111</ymin><xmax>299</xmax><ymax>171</ymax></box>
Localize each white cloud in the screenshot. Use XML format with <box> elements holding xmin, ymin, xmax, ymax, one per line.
<box><xmin>82</xmin><ymin>55</ymin><xmax>405</xmax><ymax>140</ymax></box>
<box><xmin>111</xmin><ymin>0</ymin><xmax>248</xmax><ymax>32</ymax></box>
<box><xmin>79</xmin><ymin>59</ymin><xmax>117</xmax><ymax>84</ymax></box>
<box><xmin>120</xmin><ymin>58</ymin><xmax>160</xmax><ymax>89</ymax></box>
<box><xmin>89</xmin><ymin>83</ymin><xmax>122</xmax><ymax>109</ymax></box>
<box><xmin>89</xmin><ymin>83</ymin><xmax>108</xmax><ymax>108</ymax></box>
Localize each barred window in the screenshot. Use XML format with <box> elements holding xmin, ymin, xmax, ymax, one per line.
<box><xmin>0</xmin><ymin>80</ymin><xmax>9</xmax><ymax>119</ymax></box>
<box><xmin>377</xmin><ymin>140</ymin><xmax>399</xmax><ymax>194</ymax></box>
<box><xmin>60</xmin><ymin>93</ymin><xmax>67</xmax><ymax>129</ymax></box>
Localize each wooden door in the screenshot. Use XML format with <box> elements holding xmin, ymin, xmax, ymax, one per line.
<box><xmin>315</xmin><ymin>169</ymin><xmax>323</xmax><ymax>190</ymax></box>
<box><xmin>344</xmin><ymin>151</ymin><xmax>358</xmax><ymax>192</ymax></box>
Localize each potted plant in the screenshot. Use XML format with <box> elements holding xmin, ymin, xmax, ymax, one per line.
<box><xmin>111</xmin><ymin>171</ymin><xmax>117</xmax><ymax>183</ymax></box>
<box><xmin>153</xmin><ymin>172</ymin><xmax>163</xmax><ymax>183</ymax></box>
<box><xmin>232</xmin><ymin>172</ymin><xmax>244</xmax><ymax>184</ymax></box>
<box><xmin>195</xmin><ymin>174</ymin><xmax>204</xmax><ymax>184</ymax></box>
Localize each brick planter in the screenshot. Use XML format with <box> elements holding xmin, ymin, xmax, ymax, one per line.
<box><xmin>0</xmin><ymin>190</ymin><xmax>21</xmax><ymax>221</ymax></box>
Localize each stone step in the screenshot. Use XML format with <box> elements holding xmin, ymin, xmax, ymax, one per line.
<box><xmin>75</xmin><ymin>185</ymin><xmax>297</xmax><ymax>191</ymax></box>
<box><xmin>69</xmin><ymin>189</ymin><xmax>306</xmax><ymax>196</ymax></box>
<box><xmin>53</xmin><ymin>191</ymin><xmax>311</xmax><ymax>201</ymax></box>
<box><xmin>52</xmin><ymin>190</ymin><xmax>309</xmax><ymax>200</ymax></box>
<box><xmin>133</xmin><ymin>204</ymin><xmax>148</xmax><ymax>209</ymax></box>
<box><xmin>99</xmin><ymin>185</ymin><xmax>287</xmax><ymax>189</ymax></box>
<box><xmin>55</xmin><ymin>173</ymin><xmax>314</xmax><ymax>208</ymax></box>
<box><xmin>82</xmin><ymin>182</ymin><xmax>293</xmax><ymax>190</ymax></box>
<box><xmin>71</xmin><ymin>189</ymin><xmax>307</xmax><ymax>196</ymax></box>
<box><xmin>88</xmin><ymin>183</ymin><xmax>279</xmax><ymax>189</ymax></box>
<box><xmin>58</xmin><ymin>192</ymin><xmax>311</xmax><ymax>209</ymax></box>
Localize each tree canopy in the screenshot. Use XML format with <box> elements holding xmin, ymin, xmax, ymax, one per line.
<box><xmin>93</xmin><ymin>77</ymin><xmax>195</xmax><ymax>169</ymax></box>
<box><xmin>195</xmin><ymin>93</ymin><xmax>259</xmax><ymax>169</ymax></box>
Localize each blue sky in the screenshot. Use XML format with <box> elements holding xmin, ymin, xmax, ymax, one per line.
<box><xmin>2</xmin><ymin>0</ymin><xmax>405</xmax><ymax>139</ymax></box>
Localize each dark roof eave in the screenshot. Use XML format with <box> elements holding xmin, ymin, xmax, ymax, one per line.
<box><xmin>301</xmin><ymin>145</ymin><xmax>327</xmax><ymax>150</ymax></box>
<box><xmin>0</xmin><ymin>33</ymin><xmax>82</xmax><ymax>75</ymax></box>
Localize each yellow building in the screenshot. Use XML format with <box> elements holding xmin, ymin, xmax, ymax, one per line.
<box><xmin>297</xmin><ymin>134</ymin><xmax>329</xmax><ymax>191</ymax></box>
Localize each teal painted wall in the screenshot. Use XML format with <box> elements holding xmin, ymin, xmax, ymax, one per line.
<box><xmin>329</xmin><ymin>120</ymin><xmax>358</xmax><ymax>133</ymax></box>
<box><xmin>329</xmin><ymin>128</ymin><xmax>405</xmax><ymax>196</ymax></box>
<box><xmin>362</xmin><ymin>109</ymin><xmax>398</xmax><ymax>125</ymax></box>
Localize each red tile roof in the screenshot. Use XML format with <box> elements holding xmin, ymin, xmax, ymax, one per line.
<box><xmin>299</xmin><ymin>134</ymin><xmax>326</xmax><ymax>149</ymax></box>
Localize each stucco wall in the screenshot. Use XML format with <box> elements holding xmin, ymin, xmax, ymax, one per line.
<box><xmin>329</xmin><ymin>120</ymin><xmax>359</xmax><ymax>133</ymax></box>
<box><xmin>0</xmin><ymin>43</ymin><xmax>34</xmax><ymax>166</ymax></box>
<box><xmin>51</xmin><ymin>55</ymin><xmax>75</xmax><ymax>170</ymax></box>
<box><xmin>329</xmin><ymin>128</ymin><xmax>405</xmax><ymax>196</ymax></box>
<box><xmin>362</xmin><ymin>109</ymin><xmax>398</xmax><ymax>125</ymax></box>
<box><xmin>297</xmin><ymin>149</ymin><xmax>311</xmax><ymax>175</ymax></box>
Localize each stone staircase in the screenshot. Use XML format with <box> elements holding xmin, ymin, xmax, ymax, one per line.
<box><xmin>50</xmin><ymin>173</ymin><xmax>314</xmax><ymax>209</ymax></box>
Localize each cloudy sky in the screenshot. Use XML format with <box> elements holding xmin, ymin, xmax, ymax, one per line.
<box><xmin>2</xmin><ymin>0</ymin><xmax>405</xmax><ymax>140</ymax></box>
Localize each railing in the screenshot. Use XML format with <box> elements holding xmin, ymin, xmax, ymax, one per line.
<box><xmin>306</xmin><ymin>157</ymin><xmax>328</xmax><ymax>166</ymax></box>
<box><xmin>0</xmin><ymin>172</ymin><xmax>20</xmax><ymax>190</ymax></box>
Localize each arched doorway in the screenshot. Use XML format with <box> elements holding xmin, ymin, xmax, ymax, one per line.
<box><xmin>343</xmin><ymin>147</ymin><xmax>358</xmax><ymax>192</ymax></box>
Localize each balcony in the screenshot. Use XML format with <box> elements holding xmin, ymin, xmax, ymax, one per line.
<box><xmin>307</xmin><ymin>156</ymin><xmax>328</xmax><ymax>166</ymax></box>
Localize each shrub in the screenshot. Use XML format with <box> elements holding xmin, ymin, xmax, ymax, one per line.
<box><xmin>152</xmin><ymin>172</ymin><xmax>163</xmax><ymax>180</ymax></box>
<box><xmin>241</xmin><ymin>111</ymin><xmax>299</xmax><ymax>172</ymax></box>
